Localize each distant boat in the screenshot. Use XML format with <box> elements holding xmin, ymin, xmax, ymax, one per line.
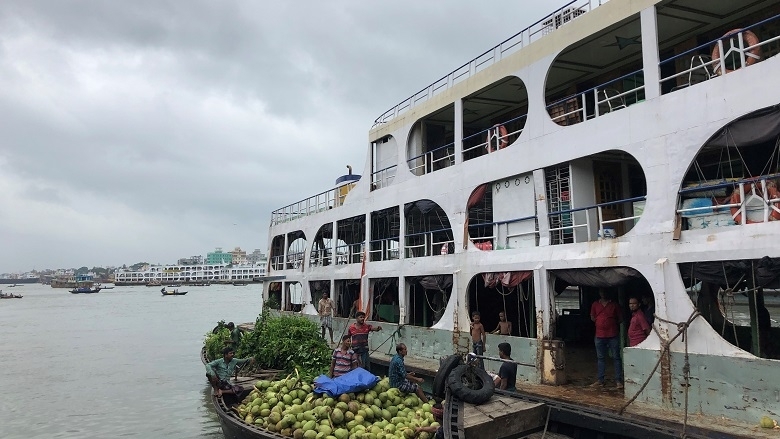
<box><xmin>146</xmin><ymin>281</ymin><xmax>162</xmax><ymax>287</ymax></box>
<box><xmin>166</xmin><ymin>283</ymin><xmax>182</xmax><ymax>287</ymax></box>
<box><xmin>0</xmin><ymin>277</ymin><xmax>38</xmax><ymax>285</ymax></box>
<box><xmin>232</xmin><ymin>280</ymin><xmax>249</xmax><ymax>286</ymax></box>
<box><xmin>70</xmin><ymin>287</ymin><xmax>101</xmax><ymax>294</ymax></box>
<box><xmin>0</xmin><ymin>291</ymin><xmax>23</xmax><ymax>299</ymax></box>
<box><xmin>161</xmin><ymin>288</ymin><xmax>187</xmax><ymax>296</ymax></box>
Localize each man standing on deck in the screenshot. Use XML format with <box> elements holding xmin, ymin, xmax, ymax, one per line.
<box><xmin>348</xmin><ymin>311</ymin><xmax>382</xmax><ymax>369</ymax></box>
<box><xmin>205</xmin><ymin>346</ymin><xmax>255</xmax><ymax>397</ymax></box>
<box><xmin>318</xmin><ymin>292</ymin><xmax>336</xmax><ymax>345</ymax></box>
<box><xmin>628</xmin><ymin>298</ymin><xmax>651</xmax><ymax>347</ymax></box>
<box><xmin>225</xmin><ymin>322</ymin><xmax>242</xmax><ymax>348</ymax></box>
<box><xmin>590</xmin><ymin>289</ymin><xmax>623</xmax><ymax>389</ymax></box>
<box><xmin>389</xmin><ymin>343</ymin><xmax>428</xmax><ymax>403</ymax></box>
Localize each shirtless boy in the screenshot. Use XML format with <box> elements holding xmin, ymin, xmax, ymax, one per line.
<box><xmin>470</xmin><ymin>311</ymin><xmax>486</xmax><ymax>368</ymax></box>
<box><xmin>491</xmin><ymin>312</ymin><xmax>512</xmax><ymax>335</ymax></box>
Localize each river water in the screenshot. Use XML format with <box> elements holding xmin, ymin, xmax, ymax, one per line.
<box><xmin>0</xmin><ymin>283</ymin><xmax>263</xmax><ymax>439</ymax></box>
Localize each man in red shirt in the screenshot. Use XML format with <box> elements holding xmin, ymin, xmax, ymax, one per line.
<box><xmin>590</xmin><ymin>290</ymin><xmax>623</xmax><ymax>389</ymax></box>
<box><xmin>628</xmin><ymin>298</ymin><xmax>651</xmax><ymax>347</ymax></box>
<box><xmin>348</xmin><ymin>311</ymin><xmax>382</xmax><ymax>369</ymax></box>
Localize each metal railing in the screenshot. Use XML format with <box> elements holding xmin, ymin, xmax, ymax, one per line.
<box><xmin>407</xmin><ymin>143</ymin><xmax>455</xmax><ymax>176</ymax></box>
<box><xmin>371</xmin><ymin>164</ymin><xmax>397</xmax><ymax>190</ymax></box>
<box><xmin>369</xmin><ymin>238</ymin><xmax>400</xmax><ymax>262</ymax></box>
<box><xmin>309</xmin><ymin>248</ymin><xmax>331</xmax><ymax>268</ymax></box>
<box><xmin>548</xmin><ymin>196</ymin><xmax>645</xmax><ymax>243</ymax></box>
<box><xmin>335</xmin><ymin>242</ymin><xmax>365</xmax><ymax>265</ymax></box>
<box><xmin>404</xmin><ymin>228</ymin><xmax>455</xmax><ymax>258</ymax></box>
<box><xmin>546</xmin><ymin>69</ymin><xmax>644</xmax><ymax>126</ymax></box>
<box><xmin>677</xmin><ymin>175</ymin><xmax>780</xmax><ymax>226</ymax></box>
<box><xmin>270</xmin><ymin>255</ymin><xmax>285</xmax><ymax>270</ymax></box>
<box><xmin>468</xmin><ymin>215</ymin><xmax>539</xmax><ymax>249</ymax></box>
<box><xmin>285</xmin><ymin>251</ymin><xmax>305</xmax><ymax>269</ymax></box>
<box><xmin>271</xmin><ymin>182</ymin><xmax>357</xmax><ymax>226</ymax></box>
<box><xmin>660</xmin><ymin>13</ymin><xmax>780</xmax><ymax>92</ymax></box>
<box><xmin>372</xmin><ymin>0</ymin><xmax>607</xmax><ymax>128</ymax></box>
<box><xmin>462</xmin><ymin>114</ymin><xmax>527</xmax><ymax>159</ymax></box>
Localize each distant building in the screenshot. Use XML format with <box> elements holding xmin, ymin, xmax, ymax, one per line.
<box><xmin>247</xmin><ymin>249</ymin><xmax>267</xmax><ymax>266</ymax></box>
<box><xmin>206</xmin><ymin>248</ymin><xmax>232</xmax><ymax>265</ymax></box>
<box><xmin>178</xmin><ymin>255</ymin><xmax>204</xmax><ymax>266</ymax></box>
<box><xmin>229</xmin><ymin>247</ymin><xmax>248</xmax><ymax>266</ymax></box>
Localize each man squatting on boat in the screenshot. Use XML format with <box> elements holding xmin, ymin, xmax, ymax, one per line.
<box><xmin>205</xmin><ymin>346</ymin><xmax>255</xmax><ymax>397</ymax></box>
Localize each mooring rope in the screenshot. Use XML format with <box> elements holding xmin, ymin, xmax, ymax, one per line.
<box><xmin>619</xmin><ymin>309</ymin><xmax>701</xmax><ymax>439</ymax></box>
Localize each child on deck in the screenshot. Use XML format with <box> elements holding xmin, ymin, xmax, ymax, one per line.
<box><xmin>491</xmin><ymin>311</ymin><xmax>512</xmax><ymax>335</ymax></box>
<box><xmin>470</xmin><ymin>311</ymin><xmax>486</xmax><ymax>369</ymax></box>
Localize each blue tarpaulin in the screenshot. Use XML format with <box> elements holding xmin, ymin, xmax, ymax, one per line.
<box><xmin>313</xmin><ymin>368</ymin><xmax>379</xmax><ymax>397</ymax></box>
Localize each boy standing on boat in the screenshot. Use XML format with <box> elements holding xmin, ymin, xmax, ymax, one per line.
<box><xmin>329</xmin><ymin>334</ymin><xmax>359</xmax><ymax>378</ymax></box>
<box><xmin>348</xmin><ymin>311</ymin><xmax>382</xmax><ymax>369</ymax></box>
<box><xmin>590</xmin><ymin>290</ymin><xmax>623</xmax><ymax>389</ymax></box>
<box><xmin>491</xmin><ymin>311</ymin><xmax>512</xmax><ymax>335</ymax></box>
<box><xmin>318</xmin><ymin>292</ymin><xmax>336</xmax><ymax>345</ymax></box>
<box><xmin>470</xmin><ymin>311</ymin><xmax>486</xmax><ymax>369</ymax></box>
<box><xmin>205</xmin><ymin>346</ymin><xmax>255</xmax><ymax>397</ymax></box>
<box><xmin>389</xmin><ymin>343</ymin><xmax>428</xmax><ymax>403</ymax></box>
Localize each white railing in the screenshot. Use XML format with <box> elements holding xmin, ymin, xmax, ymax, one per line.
<box><xmin>373</xmin><ymin>0</ymin><xmax>607</xmax><ymax>128</ymax></box>
<box><xmin>369</xmin><ymin>238</ymin><xmax>400</xmax><ymax>262</ymax></box>
<box><xmin>462</xmin><ymin>116</ymin><xmax>526</xmax><ymax>158</ymax></box>
<box><xmin>404</xmin><ymin>229</ymin><xmax>455</xmax><ymax>258</ymax></box>
<box><xmin>371</xmin><ymin>165</ymin><xmax>397</xmax><ymax>190</ymax></box>
<box><xmin>270</xmin><ymin>255</ymin><xmax>285</xmax><ymax>270</ymax></box>
<box><xmin>407</xmin><ymin>143</ymin><xmax>455</xmax><ymax>176</ymax></box>
<box><xmin>285</xmin><ymin>251</ymin><xmax>305</xmax><ymax>269</ymax></box>
<box><xmin>335</xmin><ymin>243</ymin><xmax>365</xmax><ymax>265</ymax></box>
<box><xmin>548</xmin><ymin>196</ymin><xmax>645</xmax><ymax>243</ymax></box>
<box><xmin>660</xmin><ymin>14</ymin><xmax>780</xmax><ymax>92</ymax></box>
<box><xmin>271</xmin><ymin>182</ymin><xmax>357</xmax><ymax>226</ymax></box>
<box><xmin>309</xmin><ymin>248</ymin><xmax>331</xmax><ymax>268</ymax></box>
<box><xmin>677</xmin><ymin>176</ymin><xmax>780</xmax><ymax>227</ymax></box>
<box><xmin>546</xmin><ymin>69</ymin><xmax>644</xmax><ymax>126</ymax></box>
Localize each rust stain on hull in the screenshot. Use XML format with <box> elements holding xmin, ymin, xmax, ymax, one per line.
<box><xmin>660</xmin><ymin>347</ymin><xmax>672</xmax><ymax>402</ymax></box>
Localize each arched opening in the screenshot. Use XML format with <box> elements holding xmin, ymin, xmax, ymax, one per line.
<box><xmin>462</xmin><ymin>76</ymin><xmax>528</xmax><ymax>161</ymax></box>
<box><xmin>406</xmin><ymin>105</ymin><xmax>455</xmax><ymax>176</ymax></box>
<box><xmin>467</xmin><ymin>272</ymin><xmax>535</xmax><ymax>338</ymax></box>
<box><xmin>545</xmin><ymin>14</ymin><xmax>643</xmax><ymax>126</ymax></box>
<box><xmin>404</xmin><ymin>200</ymin><xmax>454</xmax><ymax>258</ymax></box>
<box><xmin>310</xmin><ymin>223</ymin><xmax>333</xmax><ymax>268</ymax></box>
<box><xmin>677</xmin><ymin>104</ymin><xmax>780</xmax><ymax>230</ymax></box>
<box><xmin>679</xmin><ymin>259</ymin><xmax>780</xmax><ymax>359</ymax></box>
<box><xmin>286</xmin><ymin>231</ymin><xmax>306</xmax><ymax>269</ymax></box>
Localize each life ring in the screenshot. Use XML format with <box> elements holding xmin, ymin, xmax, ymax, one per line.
<box><xmin>729</xmin><ymin>183</ymin><xmax>780</xmax><ymax>224</ymax></box>
<box><xmin>711</xmin><ymin>29</ymin><xmax>761</xmax><ymax>75</ymax></box>
<box><xmin>485</xmin><ymin>124</ymin><xmax>509</xmax><ymax>152</ymax></box>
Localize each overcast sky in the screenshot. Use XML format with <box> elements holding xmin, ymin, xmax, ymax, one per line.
<box><xmin>0</xmin><ymin>0</ymin><xmax>573</xmax><ymax>273</ymax></box>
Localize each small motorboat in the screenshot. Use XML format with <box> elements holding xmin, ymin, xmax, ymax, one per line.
<box><xmin>0</xmin><ymin>292</ymin><xmax>23</xmax><ymax>299</ymax></box>
<box><xmin>161</xmin><ymin>288</ymin><xmax>187</xmax><ymax>296</ymax></box>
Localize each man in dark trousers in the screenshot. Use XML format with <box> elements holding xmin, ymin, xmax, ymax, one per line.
<box><xmin>590</xmin><ymin>289</ymin><xmax>623</xmax><ymax>389</ymax></box>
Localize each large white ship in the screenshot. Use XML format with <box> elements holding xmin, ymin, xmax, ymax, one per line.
<box><xmin>114</xmin><ymin>263</ymin><xmax>265</xmax><ymax>285</ymax></box>
<box><xmin>263</xmin><ymin>0</ymin><xmax>780</xmax><ymax>435</ymax></box>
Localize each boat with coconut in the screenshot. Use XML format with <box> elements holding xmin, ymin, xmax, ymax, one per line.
<box><xmin>260</xmin><ymin>0</ymin><xmax>780</xmax><ymax>437</ymax></box>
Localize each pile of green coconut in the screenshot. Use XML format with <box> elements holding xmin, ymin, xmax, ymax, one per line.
<box><xmin>235</xmin><ymin>375</ymin><xmax>439</xmax><ymax>439</ymax></box>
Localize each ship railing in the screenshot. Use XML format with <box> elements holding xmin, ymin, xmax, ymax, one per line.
<box><xmin>371</xmin><ymin>165</ymin><xmax>397</xmax><ymax>190</ymax></box>
<box><xmin>270</xmin><ymin>255</ymin><xmax>285</xmax><ymax>270</ymax></box>
<box><xmin>407</xmin><ymin>142</ymin><xmax>456</xmax><ymax>176</ymax></box>
<box><xmin>467</xmin><ymin>215</ymin><xmax>539</xmax><ymax>249</ymax></box>
<box><xmin>676</xmin><ymin>174</ymin><xmax>780</xmax><ymax>226</ymax></box>
<box><xmin>271</xmin><ymin>183</ymin><xmax>358</xmax><ymax>226</ymax></box>
<box><xmin>309</xmin><ymin>248</ymin><xmax>331</xmax><ymax>268</ymax></box>
<box><xmin>372</xmin><ymin>0</ymin><xmax>607</xmax><ymax>128</ymax></box>
<box><xmin>285</xmin><ymin>251</ymin><xmax>305</xmax><ymax>269</ymax></box>
<box><xmin>546</xmin><ymin>69</ymin><xmax>644</xmax><ymax>126</ymax></box>
<box><xmin>548</xmin><ymin>196</ymin><xmax>645</xmax><ymax>242</ymax></box>
<box><xmin>369</xmin><ymin>238</ymin><xmax>401</xmax><ymax>262</ymax></box>
<box><xmin>660</xmin><ymin>13</ymin><xmax>780</xmax><ymax>93</ymax></box>
<box><xmin>335</xmin><ymin>242</ymin><xmax>365</xmax><ymax>265</ymax></box>
<box><xmin>404</xmin><ymin>228</ymin><xmax>454</xmax><ymax>258</ymax></box>
<box><xmin>462</xmin><ymin>114</ymin><xmax>527</xmax><ymax>158</ymax></box>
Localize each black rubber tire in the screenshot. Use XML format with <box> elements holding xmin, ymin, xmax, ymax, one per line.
<box><xmin>446</xmin><ymin>364</ymin><xmax>494</xmax><ymax>405</ymax></box>
<box><xmin>433</xmin><ymin>355</ymin><xmax>462</xmax><ymax>398</ymax></box>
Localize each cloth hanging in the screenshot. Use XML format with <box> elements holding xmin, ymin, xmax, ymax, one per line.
<box><xmin>552</xmin><ymin>267</ymin><xmax>642</xmax><ymax>287</ymax></box>
<box><xmin>482</xmin><ymin>271</ymin><xmax>533</xmax><ymax>288</ymax></box>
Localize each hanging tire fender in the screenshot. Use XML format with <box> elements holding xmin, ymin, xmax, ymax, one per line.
<box><xmin>433</xmin><ymin>355</ymin><xmax>462</xmax><ymax>398</ymax></box>
<box><xmin>446</xmin><ymin>365</ymin><xmax>495</xmax><ymax>405</ymax></box>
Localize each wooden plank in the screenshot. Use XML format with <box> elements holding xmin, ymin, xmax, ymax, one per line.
<box><xmin>462</xmin><ymin>396</ymin><xmax>547</xmax><ymax>439</ymax></box>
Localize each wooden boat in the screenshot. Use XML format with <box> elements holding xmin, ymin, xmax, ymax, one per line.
<box><xmin>161</xmin><ymin>288</ymin><xmax>187</xmax><ymax>296</ymax></box>
<box><xmin>70</xmin><ymin>287</ymin><xmax>101</xmax><ymax>294</ymax></box>
<box><xmin>0</xmin><ymin>293</ymin><xmax>23</xmax><ymax>299</ymax></box>
<box><xmin>146</xmin><ymin>281</ymin><xmax>162</xmax><ymax>287</ymax></box>
<box><xmin>232</xmin><ymin>281</ymin><xmax>249</xmax><ymax>286</ymax></box>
